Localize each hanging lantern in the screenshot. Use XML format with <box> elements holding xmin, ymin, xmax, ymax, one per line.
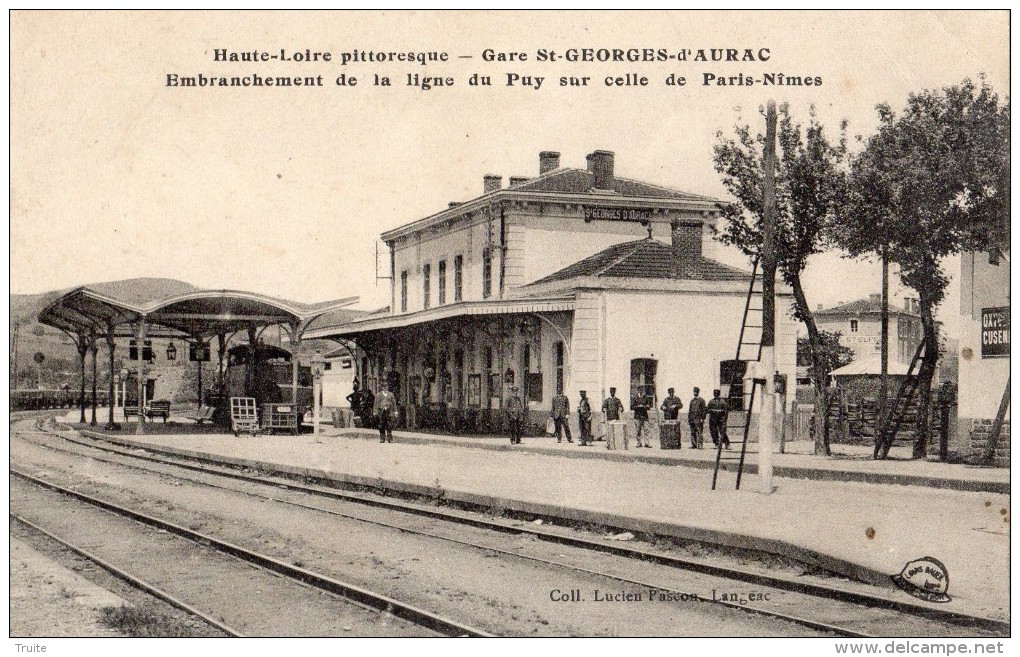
<box><xmin>165</xmin><ymin>342</ymin><xmax>177</xmax><ymax>361</ymax></box>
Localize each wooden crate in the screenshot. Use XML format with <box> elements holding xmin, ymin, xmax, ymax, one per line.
<box><xmin>606</xmin><ymin>420</ymin><xmax>629</xmax><ymax>450</ymax></box>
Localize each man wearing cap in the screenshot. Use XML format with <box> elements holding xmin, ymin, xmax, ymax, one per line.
<box><xmin>707</xmin><ymin>388</ymin><xmax>730</xmax><ymax>448</ymax></box>
<box><xmin>688</xmin><ymin>387</ymin><xmax>707</xmax><ymax>449</ymax></box>
<box><xmin>577</xmin><ymin>390</ymin><xmax>593</xmax><ymax>446</ymax></box>
<box><xmin>506</xmin><ymin>385</ymin><xmax>525</xmax><ymax>445</ymax></box>
<box><xmin>374</xmin><ymin>382</ymin><xmax>398</xmax><ymax>444</ymax></box>
<box><xmin>550</xmin><ymin>389</ymin><xmax>573</xmax><ymax>443</ymax></box>
<box><xmin>602</xmin><ymin>387</ymin><xmax>624</xmax><ymax>421</ymax></box>
<box><xmin>660</xmin><ymin>387</ymin><xmax>683</xmax><ymax>421</ymax></box>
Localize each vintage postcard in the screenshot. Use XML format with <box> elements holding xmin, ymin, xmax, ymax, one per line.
<box><xmin>8</xmin><ymin>9</ymin><xmax>1011</xmax><ymax>648</ymax></box>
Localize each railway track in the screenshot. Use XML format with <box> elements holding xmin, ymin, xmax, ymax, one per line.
<box><xmin>10</xmin><ymin>468</ymin><xmax>491</xmax><ymax>637</ymax></box>
<box><xmin>12</xmin><ymin>417</ymin><xmax>1009</xmax><ymax>637</ymax></box>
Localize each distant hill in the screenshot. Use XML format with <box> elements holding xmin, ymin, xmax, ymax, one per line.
<box><xmin>10</xmin><ymin>278</ymin><xmax>200</xmax><ymax>389</ymax></box>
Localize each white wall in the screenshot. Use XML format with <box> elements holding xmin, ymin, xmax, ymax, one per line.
<box><xmin>957</xmin><ymin>250</ymin><xmax>1010</xmax><ymax>420</ymax></box>
<box><xmin>391</xmin><ymin>218</ymin><xmax>490</xmax><ymax>313</ymax></box>
<box><xmin>593</xmin><ymin>289</ymin><xmax>798</xmax><ymax>412</ymax></box>
<box><xmin>322</xmin><ymin>355</ymin><xmax>358</xmax><ymax>408</ymax></box>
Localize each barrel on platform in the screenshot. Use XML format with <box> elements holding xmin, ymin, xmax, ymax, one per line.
<box><xmin>660</xmin><ymin>420</ymin><xmax>681</xmax><ymax>449</ymax></box>
<box><xmin>606</xmin><ymin>420</ymin><xmax>629</xmax><ymax>450</ymax></box>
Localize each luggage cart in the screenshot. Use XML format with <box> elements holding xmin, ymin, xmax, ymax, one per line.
<box><xmin>230</xmin><ymin>397</ymin><xmax>261</xmax><ymax>436</ymax></box>
<box><xmin>263</xmin><ymin>403</ymin><xmax>301</xmax><ymax>435</ymax></box>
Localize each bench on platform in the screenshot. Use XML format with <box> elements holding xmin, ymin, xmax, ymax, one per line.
<box><xmin>123</xmin><ymin>405</ymin><xmax>140</xmax><ymax>419</ymax></box>
<box><xmin>144</xmin><ymin>400</ymin><xmax>171</xmax><ymax>423</ymax></box>
<box><xmin>183</xmin><ymin>405</ymin><xmax>217</xmax><ymax>426</ymax></box>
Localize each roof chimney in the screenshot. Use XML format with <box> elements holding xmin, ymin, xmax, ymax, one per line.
<box><xmin>539</xmin><ymin>151</ymin><xmax>560</xmax><ymax>174</ymax></box>
<box><xmin>483</xmin><ymin>174</ymin><xmax>502</xmax><ymax>194</ymax></box>
<box><xmin>508</xmin><ymin>176</ymin><xmax>530</xmax><ymax>187</ymax></box>
<box><xmin>589</xmin><ymin>150</ymin><xmax>615</xmax><ymax>190</ymax></box>
<box><xmin>670</xmin><ymin>218</ymin><xmax>703</xmax><ymax>278</ymax></box>
<box><xmin>448</xmin><ymin>202</ymin><xmax>462</xmax><ymax>209</ymax></box>
<box><xmin>869</xmin><ymin>293</ymin><xmax>881</xmax><ymax>304</ymax></box>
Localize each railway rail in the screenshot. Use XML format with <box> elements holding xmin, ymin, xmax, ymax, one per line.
<box><xmin>11</xmin><ymin>416</ymin><xmax>1009</xmax><ymax>637</ymax></box>
<box><xmin>10</xmin><ymin>467</ymin><xmax>490</xmax><ymax>637</ymax></box>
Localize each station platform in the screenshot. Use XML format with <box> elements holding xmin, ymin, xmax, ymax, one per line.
<box><xmin>55</xmin><ymin>410</ymin><xmax>1009</xmax><ymax>622</ymax></box>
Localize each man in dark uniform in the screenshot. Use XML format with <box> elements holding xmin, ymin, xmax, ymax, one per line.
<box><xmin>346</xmin><ymin>380</ymin><xmax>362</xmax><ymax>426</ymax></box>
<box><xmin>632</xmin><ymin>393</ymin><xmax>652</xmax><ymax>448</ymax></box>
<box><xmin>550</xmin><ymin>390</ymin><xmax>573</xmax><ymax>443</ymax></box>
<box><xmin>361</xmin><ymin>386</ymin><xmax>376</xmax><ymax>429</ymax></box>
<box><xmin>506</xmin><ymin>385</ymin><xmax>525</xmax><ymax>445</ymax></box>
<box><xmin>660</xmin><ymin>387</ymin><xmax>682</xmax><ymax>420</ymax></box>
<box><xmin>577</xmin><ymin>390</ymin><xmax>593</xmax><ymax>446</ymax></box>
<box><xmin>707</xmin><ymin>388</ymin><xmax>730</xmax><ymax>448</ymax></box>
<box><xmin>688</xmin><ymin>387</ymin><xmax>707</xmax><ymax>449</ymax></box>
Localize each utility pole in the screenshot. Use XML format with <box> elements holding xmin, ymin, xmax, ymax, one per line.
<box><xmin>759</xmin><ymin>100</ymin><xmax>779</xmax><ymax>495</ymax></box>
<box><xmin>878</xmin><ymin>250</ymin><xmax>889</xmax><ymax>440</ymax></box>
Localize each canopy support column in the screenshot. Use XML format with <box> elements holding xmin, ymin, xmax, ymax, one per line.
<box><xmin>216</xmin><ymin>333</ymin><xmax>227</xmax><ymax>397</ymax></box>
<box><xmin>76</xmin><ymin>332</ymin><xmax>88</xmax><ymax>424</ymax></box>
<box><xmin>136</xmin><ymin>318</ymin><xmax>147</xmax><ymax>435</ymax></box>
<box><xmin>105</xmin><ymin>327</ymin><xmax>116</xmax><ymax>429</ymax></box>
<box><xmin>245</xmin><ymin>323</ymin><xmax>257</xmax><ymax>396</ymax></box>
<box><xmin>89</xmin><ymin>333</ymin><xmax>98</xmax><ymax>426</ymax></box>
<box><xmin>290</xmin><ymin>321</ymin><xmax>301</xmax><ymax>436</ymax></box>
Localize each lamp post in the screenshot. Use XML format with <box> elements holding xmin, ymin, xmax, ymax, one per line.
<box><xmin>119</xmin><ymin>368</ymin><xmax>129</xmax><ymax>410</ymax></box>
<box><xmin>310</xmin><ymin>352</ymin><xmax>327</xmax><ymax>438</ymax></box>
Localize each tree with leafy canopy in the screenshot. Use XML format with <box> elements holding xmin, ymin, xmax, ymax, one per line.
<box><xmin>797</xmin><ymin>331</ymin><xmax>854</xmax><ymax>378</ymax></box>
<box><xmin>713</xmin><ymin>104</ymin><xmax>848</xmax><ymax>455</ymax></box>
<box><xmin>836</xmin><ymin>76</ymin><xmax>1009</xmax><ymax>459</ymax></box>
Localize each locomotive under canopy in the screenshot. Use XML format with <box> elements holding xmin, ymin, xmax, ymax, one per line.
<box><xmin>223</xmin><ymin>343</ymin><xmax>313</xmax><ymax>409</ymax></box>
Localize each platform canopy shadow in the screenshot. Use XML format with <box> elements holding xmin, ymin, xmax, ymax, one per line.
<box><xmin>38</xmin><ymin>280</ymin><xmax>357</xmax><ymax>433</ymax></box>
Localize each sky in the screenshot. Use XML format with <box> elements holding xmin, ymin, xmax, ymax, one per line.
<box><xmin>9</xmin><ymin>10</ymin><xmax>1010</xmax><ymax>337</ymax></box>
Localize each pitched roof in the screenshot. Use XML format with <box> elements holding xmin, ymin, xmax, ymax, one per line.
<box><xmin>509</xmin><ymin>168</ymin><xmax>718</xmax><ymax>202</ymax></box>
<box><xmin>816</xmin><ymin>298</ymin><xmax>918</xmax><ymax>317</ymax></box>
<box><xmin>530</xmin><ymin>238</ymin><xmax>750</xmax><ymax>285</ymax></box>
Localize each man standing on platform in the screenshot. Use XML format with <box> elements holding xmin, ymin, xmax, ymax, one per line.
<box><xmin>707</xmin><ymin>388</ymin><xmax>730</xmax><ymax>449</ymax></box>
<box><xmin>688</xmin><ymin>387</ymin><xmax>707</xmax><ymax>449</ymax></box>
<box><xmin>601</xmin><ymin>387</ymin><xmax>624</xmax><ymax>444</ymax></box>
<box><xmin>506</xmin><ymin>385</ymin><xmax>525</xmax><ymax>445</ymax></box>
<box><xmin>577</xmin><ymin>390</ymin><xmax>593</xmax><ymax>446</ymax></box>
<box><xmin>374</xmin><ymin>382</ymin><xmax>397</xmax><ymax>443</ymax></box>
<box><xmin>632</xmin><ymin>393</ymin><xmax>652</xmax><ymax>448</ymax></box>
<box><xmin>550</xmin><ymin>389</ymin><xmax>573</xmax><ymax>443</ymax></box>
<box><xmin>661</xmin><ymin>387</ymin><xmax>682</xmax><ymax>420</ymax></box>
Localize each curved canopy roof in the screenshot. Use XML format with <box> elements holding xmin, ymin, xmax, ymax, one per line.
<box><xmin>38</xmin><ymin>283</ymin><xmax>359</xmax><ymax>340</ymax></box>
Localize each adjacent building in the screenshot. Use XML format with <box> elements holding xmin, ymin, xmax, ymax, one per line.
<box><xmin>814</xmin><ymin>294</ymin><xmax>924</xmax><ymax>365</ymax></box>
<box><xmin>306</xmin><ymin>150</ymin><xmax>799</xmax><ymax>432</ymax></box>
<box><xmin>956</xmin><ymin>247</ymin><xmax>1010</xmax><ymax>464</ymax></box>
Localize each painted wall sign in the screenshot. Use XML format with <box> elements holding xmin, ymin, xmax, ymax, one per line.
<box><xmin>582</xmin><ymin>206</ymin><xmax>653</xmax><ymax>222</ymax></box>
<box><xmin>981</xmin><ymin>306</ymin><xmax>1010</xmax><ymax>358</ymax></box>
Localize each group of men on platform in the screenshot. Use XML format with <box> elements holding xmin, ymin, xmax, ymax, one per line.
<box><xmin>507</xmin><ymin>384</ymin><xmax>732</xmax><ymax>449</ymax></box>
<box><xmin>353</xmin><ymin>377</ymin><xmax>733</xmax><ymax>450</ymax></box>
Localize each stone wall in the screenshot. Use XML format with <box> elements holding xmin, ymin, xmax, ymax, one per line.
<box><xmin>965</xmin><ymin>418</ymin><xmax>1010</xmax><ymax>467</ymax></box>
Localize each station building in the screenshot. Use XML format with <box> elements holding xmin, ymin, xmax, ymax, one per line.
<box><xmin>305</xmin><ymin>150</ymin><xmax>799</xmax><ymax>433</ymax></box>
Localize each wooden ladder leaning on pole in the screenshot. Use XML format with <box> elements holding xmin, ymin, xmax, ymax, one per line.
<box><xmin>873</xmin><ymin>339</ymin><xmax>926</xmax><ymax>459</ymax></box>
<box><xmin>711</xmin><ymin>257</ymin><xmax>766</xmax><ymax>490</ymax></box>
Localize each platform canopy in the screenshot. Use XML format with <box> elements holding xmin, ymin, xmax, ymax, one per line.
<box><xmin>39</xmin><ymin>283</ymin><xmax>358</xmax><ymax>339</ymax></box>
<box><xmin>38</xmin><ymin>279</ymin><xmax>358</xmax><ymax>433</ymax></box>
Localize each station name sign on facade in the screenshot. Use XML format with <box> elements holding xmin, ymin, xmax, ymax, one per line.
<box><xmin>981</xmin><ymin>306</ymin><xmax>1009</xmax><ymax>358</ymax></box>
<box><xmin>583</xmin><ymin>206</ymin><xmax>653</xmax><ymax>223</ymax></box>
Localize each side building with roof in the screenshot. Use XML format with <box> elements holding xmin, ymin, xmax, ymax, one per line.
<box><xmin>305</xmin><ymin>149</ymin><xmax>799</xmax><ymax>433</ymax></box>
